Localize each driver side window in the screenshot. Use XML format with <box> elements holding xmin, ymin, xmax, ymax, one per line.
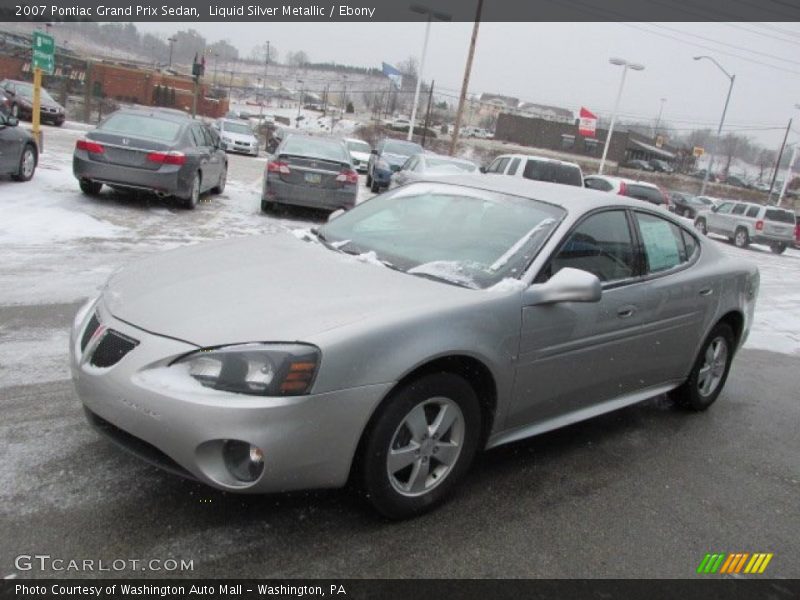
<box><xmin>543</xmin><ymin>210</ymin><xmax>637</xmax><ymax>283</ymax></box>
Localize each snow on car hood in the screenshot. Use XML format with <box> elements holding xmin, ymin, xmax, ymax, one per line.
<box><xmin>102</xmin><ymin>232</ymin><xmax>473</xmax><ymax>347</ymax></box>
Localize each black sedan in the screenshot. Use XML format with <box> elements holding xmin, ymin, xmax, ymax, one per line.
<box><xmin>73</xmin><ymin>108</ymin><xmax>228</xmax><ymax>209</ymax></box>
<box><xmin>0</xmin><ymin>112</ymin><xmax>37</xmax><ymax>181</ymax></box>
<box><xmin>625</xmin><ymin>159</ymin><xmax>654</xmax><ymax>171</ymax></box>
<box><xmin>1</xmin><ymin>79</ymin><xmax>65</xmax><ymax>126</ymax></box>
<box><xmin>668</xmin><ymin>191</ymin><xmax>708</xmax><ymax>218</ymax></box>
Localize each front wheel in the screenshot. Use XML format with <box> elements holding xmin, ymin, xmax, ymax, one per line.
<box><xmin>370</xmin><ymin>179</ymin><xmax>381</xmax><ymax>193</ymax></box>
<box><xmin>359</xmin><ymin>373</ymin><xmax>482</xmax><ymax>519</ymax></box>
<box><xmin>365</xmin><ymin>172</ymin><xmax>372</xmax><ymax>188</ymax></box>
<box><xmin>212</xmin><ymin>165</ymin><xmax>227</xmax><ymax>194</ymax></box>
<box><xmin>770</xmin><ymin>243</ymin><xmax>787</xmax><ymax>255</ymax></box>
<box><xmin>670</xmin><ymin>322</ymin><xmax>735</xmax><ymax>411</ymax></box>
<box><xmin>10</xmin><ymin>103</ymin><xmax>19</xmax><ymax>119</ymax></box>
<box><xmin>12</xmin><ymin>144</ymin><xmax>36</xmax><ymax>182</ymax></box>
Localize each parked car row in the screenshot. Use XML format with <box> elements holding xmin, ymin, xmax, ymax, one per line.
<box><xmin>0</xmin><ymin>79</ymin><xmax>66</xmax><ymax>126</ymax></box>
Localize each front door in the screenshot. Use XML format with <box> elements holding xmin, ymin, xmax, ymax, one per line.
<box><xmin>507</xmin><ymin>209</ymin><xmax>647</xmax><ymax>430</ymax></box>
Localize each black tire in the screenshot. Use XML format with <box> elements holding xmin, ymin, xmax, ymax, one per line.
<box><xmin>10</xmin><ymin>103</ymin><xmax>19</xmax><ymax>119</ymax></box>
<box><xmin>770</xmin><ymin>243</ymin><xmax>787</xmax><ymax>255</ymax></box>
<box><xmin>212</xmin><ymin>165</ymin><xmax>227</xmax><ymax>194</ymax></box>
<box><xmin>365</xmin><ymin>172</ymin><xmax>372</xmax><ymax>188</ymax></box>
<box><xmin>370</xmin><ymin>180</ymin><xmax>381</xmax><ymax>194</ymax></box>
<box><xmin>670</xmin><ymin>322</ymin><xmax>735</xmax><ymax>411</ymax></box>
<box><xmin>184</xmin><ymin>172</ymin><xmax>201</xmax><ymax>209</ymax></box>
<box><xmin>695</xmin><ymin>218</ymin><xmax>707</xmax><ymax>235</ymax></box>
<box><xmin>12</xmin><ymin>144</ymin><xmax>37</xmax><ymax>182</ymax></box>
<box><xmin>261</xmin><ymin>199</ymin><xmax>278</xmax><ymax>213</ymax></box>
<box><xmin>734</xmin><ymin>227</ymin><xmax>749</xmax><ymax>249</ymax></box>
<box><xmin>359</xmin><ymin>373</ymin><xmax>482</xmax><ymax>519</ymax></box>
<box><xmin>79</xmin><ymin>179</ymin><xmax>102</xmax><ymax>195</ymax></box>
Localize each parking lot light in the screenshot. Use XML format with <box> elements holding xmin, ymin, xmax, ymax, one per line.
<box><xmin>407</xmin><ymin>4</ymin><xmax>452</xmax><ymax>142</ymax></box>
<box><xmin>693</xmin><ymin>56</ymin><xmax>736</xmax><ymax>196</ymax></box>
<box><xmin>598</xmin><ymin>58</ymin><xmax>645</xmax><ymax>175</ymax></box>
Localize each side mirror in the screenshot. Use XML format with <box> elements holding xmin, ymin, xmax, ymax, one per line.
<box><xmin>328</xmin><ymin>208</ymin><xmax>346</xmax><ymax>222</ymax></box>
<box><xmin>479</xmin><ymin>166</ymin><xmax>487</xmax><ymax>173</ymax></box>
<box><xmin>524</xmin><ymin>268</ymin><xmax>602</xmax><ymax>306</ymax></box>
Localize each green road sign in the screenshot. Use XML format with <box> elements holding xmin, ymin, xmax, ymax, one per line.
<box><xmin>32</xmin><ymin>31</ymin><xmax>55</xmax><ymax>74</ymax></box>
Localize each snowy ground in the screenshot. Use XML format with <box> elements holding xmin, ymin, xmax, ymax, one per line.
<box><xmin>0</xmin><ymin>123</ymin><xmax>798</xmax><ymax>390</ymax></box>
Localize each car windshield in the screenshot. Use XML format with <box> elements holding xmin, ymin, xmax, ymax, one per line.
<box><xmin>318</xmin><ymin>182</ymin><xmax>565</xmax><ymax>289</ymax></box>
<box><xmin>384</xmin><ymin>141</ymin><xmax>422</xmax><ymax>157</ymax></box>
<box><xmin>100</xmin><ymin>113</ymin><xmax>183</xmax><ymax>142</ymax></box>
<box><xmin>222</xmin><ymin>121</ymin><xmax>253</xmax><ymax>135</ymax></box>
<box><xmin>15</xmin><ymin>83</ymin><xmax>56</xmax><ymax>103</ymax></box>
<box><xmin>347</xmin><ymin>140</ymin><xmax>371</xmax><ymax>153</ymax></box>
<box><xmin>282</xmin><ymin>136</ymin><xmax>348</xmax><ymax>163</ymax></box>
<box><xmin>426</xmin><ymin>157</ymin><xmax>477</xmax><ymax>172</ymax></box>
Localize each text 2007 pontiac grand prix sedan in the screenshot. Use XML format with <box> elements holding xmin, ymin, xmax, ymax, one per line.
<box><xmin>70</xmin><ymin>176</ymin><xmax>759</xmax><ymax>519</ymax></box>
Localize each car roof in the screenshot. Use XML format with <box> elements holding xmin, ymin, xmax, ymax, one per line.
<box><xmin>343</xmin><ymin>137</ymin><xmax>369</xmax><ymax>144</ymax></box>
<box><xmin>496</xmin><ymin>154</ymin><xmax>581</xmax><ymax>168</ymax></box>
<box><xmin>414</xmin><ymin>173</ymin><xmax>660</xmax><ymax>213</ymax></box>
<box><xmin>422</xmin><ymin>154</ymin><xmax>476</xmax><ymax>165</ymax></box>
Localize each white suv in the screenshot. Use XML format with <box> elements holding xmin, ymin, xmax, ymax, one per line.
<box><xmin>483</xmin><ymin>154</ymin><xmax>583</xmax><ymax>187</ymax></box>
<box><xmin>694</xmin><ymin>200</ymin><xmax>796</xmax><ymax>254</ymax></box>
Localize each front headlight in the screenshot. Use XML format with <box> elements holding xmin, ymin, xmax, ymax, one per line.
<box><xmin>173</xmin><ymin>343</ymin><xmax>320</xmax><ymax>397</ymax></box>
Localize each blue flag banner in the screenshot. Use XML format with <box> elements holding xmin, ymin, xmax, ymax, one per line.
<box><xmin>382</xmin><ymin>62</ymin><xmax>402</xmax><ymax>89</ymax></box>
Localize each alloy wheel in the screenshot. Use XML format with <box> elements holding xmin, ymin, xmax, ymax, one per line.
<box><xmin>697</xmin><ymin>336</ymin><xmax>728</xmax><ymax>397</ymax></box>
<box><xmin>21</xmin><ymin>148</ymin><xmax>35</xmax><ymax>179</ymax></box>
<box><xmin>386</xmin><ymin>397</ymin><xmax>464</xmax><ymax>497</ymax></box>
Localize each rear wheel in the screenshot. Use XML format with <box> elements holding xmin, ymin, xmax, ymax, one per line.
<box><xmin>359</xmin><ymin>373</ymin><xmax>481</xmax><ymax>519</ymax></box>
<box><xmin>12</xmin><ymin>144</ymin><xmax>36</xmax><ymax>182</ymax></box>
<box><xmin>695</xmin><ymin>218</ymin><xmax>707</xmax><ymax>235</ymax></box>
<box><xmin>184</xmin><ymin>173</ymin><xmax>201</xmax><ymax>209</ymax></box>
<box><xmin>365</xmin><ymin>172</ymin><xmax>372</xmax><ymax>188</ymax></box>
<box><xmin>212</xmin><ymin>165</ymin><xmax>227</xmax><ymax>194</ymax></box>
<box><xmin>734</xmin><ymin>227</ymin><xmax>749</xmax><ymax>248</ymax></box>
<box><xmin>79</xmin><ymin>179</ymin><xmax>102</xmax><ymax>195</ymax></box>
<box><xmin>670</xmin><ymin>322</ymin><xmax>735</xmax><ymax>411</ymax></box>
<box><xmin>770</xmin><ymin>243</ymin><xmax>787</xmax><ymax>255</ymax></box>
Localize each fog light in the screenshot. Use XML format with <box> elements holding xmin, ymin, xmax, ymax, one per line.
<box><xmin>223</xmin><ymin>440</ymin><xmax>264</xmax><ymax>482</ymax></box>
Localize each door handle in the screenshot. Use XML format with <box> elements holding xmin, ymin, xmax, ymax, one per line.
<box><xmin>617</xmin><ymin>305</ymin><xmax>637</xmax><ymax>318</ymax></box>
<box><xmin>699</xmin><ymin>287</ymin><xmax>714</xmax><ymax>296</ymax></box>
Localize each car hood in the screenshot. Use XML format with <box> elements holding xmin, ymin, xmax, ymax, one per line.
<box><xmin>103</xmin><ymin>232</ymin><xmax>475</xmax><ymax>347</ymax></box>
<box><xmin>350</xmin><ymin>151</ymin><xmax>371</xmax><ymax>162</ymax></box>
<box><xmin>383</xmin><ymin>152</ymin><xmax>410</xmax><ymax>166</ymax></box>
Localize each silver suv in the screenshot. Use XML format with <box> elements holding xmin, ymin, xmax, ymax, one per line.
<box><xmin>694</xmin><ymin>200</ymin><xmax>796</xmax><ymax>254</ymax></box>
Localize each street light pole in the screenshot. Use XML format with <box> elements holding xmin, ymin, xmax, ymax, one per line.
<box><xmin>167</xmin><ymin>36</ymin><xmax>177</xmax><ymax>68</ymax></box>
<box><xmin>449</xmin><ymin>0</ymin><xmax>483</xmax><ymax>156</ymax></box>
<box><xmin>598</xmin><ymin>57</ymin><xmax>645</xmax><ymax>175</ymax></box>
<box><xmin>407</xmin><ymin>4</ymin><xmax>451</xmax><ymax>142</ymax></box>
<box><xmin>259</xmin><ymin>41</ymin><xmax>269</xmax><ymax>122</ymax></box>
<box><xmin>694</xmin><ymin>56</ymin><xmax>735</xmax><ymax>196</ymax></box>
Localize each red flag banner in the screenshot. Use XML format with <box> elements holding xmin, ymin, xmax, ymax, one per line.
<box><xmin>579</xmin><ymin>107</ymin><xmax>597</xmax><ymax>138</ymax></box>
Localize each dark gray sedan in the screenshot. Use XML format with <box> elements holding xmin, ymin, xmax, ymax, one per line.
<box><xmin>73</xmin><ymin>108</ymin><xmax>228</xmax><ymax>209</ymax></box>
<box><xmin>0</xmin><ymin>112</ymin><xmax>37</xmax><ymax>181</ymax></box>
<box><xmin>262</xmin><ymin>133</ymin><xmax>358</xmax><ymax>213</ymax></box>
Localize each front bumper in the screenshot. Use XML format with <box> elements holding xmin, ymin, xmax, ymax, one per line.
<box><xmin>371</xmin><ymin>166</ymin><xmax>396</xmax><ymax>187</ymax></box>
<box><xmin>221</xmin><ymin>141</ymin><xmax>259</xmax><ymax>156</ymax></box>
<box><xmin>70</xmin><ymin>300</ymin><xmax>389</xmax><ymax>493</ymax></box>
<box><xmin>73</xmin><ymin>153</ymin><xmax>189</xmax><ymax>198</ymax></box>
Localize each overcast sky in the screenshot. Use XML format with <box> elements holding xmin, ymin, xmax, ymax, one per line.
<box><xmin>138</xmin><ymin>22</ymin><xmax>800</xmax><ymax>148</ymax></box>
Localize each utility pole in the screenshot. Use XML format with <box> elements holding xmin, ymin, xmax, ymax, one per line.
<box><xmin>768</xmin><ymin>118</ymin><xmax>792</xmax><ymax>201</ymax></box>
<box><xmin>421</xmin><ymin>80</ymin><xmax>435</xmax><ymax>147</ymax></box>
<box><xmin>450</xmin><ymin>0</ymin><xmax>483</xmax><ymax>156</ymax></box>
<box><xmin>778</xmin><ymin>143</ymin><xmax>798</xmax><ymax>206</ymax></box>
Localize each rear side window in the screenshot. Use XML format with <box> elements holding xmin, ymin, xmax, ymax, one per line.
<box><xmin>189</xmin><ymin>125</ymin><xmax>206</xmax><ymax>147</ymax></box>
<box><xmin>732</xmin><ymin>204</ymin><xmax>747</xmax><ymax>215</ymax></box>
<box><xmin>548</xmin><ymin>210</ymin><xmax>636</xmax><ymax>282</ymax></box>
<box><xmin>746</xmin><ymin>206</ymin><xmax>760</xmax><ymax>218</ymax></box>
<box><xmin>625</xmin><ymin>185</ymin><xmax>663</xmax><ymax>205</ymax></box>
<box><xmin>585</xmin><ymin>177</ymin><xmax>613</xmax><ymax>192</ymax></box>
<box><xmin>507</xmin><ymin>157</ymin><xmax>521</xmax><ymax>176</ymax></box>
<box><xmin>765</xmin><ymin>208</ymin><xmax>796</xmax><ymax>224</ymax></box>
<box><xmin>523</xmin><ymin>160</ymin><xmax>582</xmax><ymax>187</ymax></box>
<box><xmin>635</xmin><ymin>212</ymin><xmax>691</xmax><ymax>273</ymax></box>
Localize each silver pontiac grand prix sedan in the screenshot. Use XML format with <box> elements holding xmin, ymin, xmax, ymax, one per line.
<box><xmin>70</xmin><ymin>175</ymin><xmax>759</xmax><ymax>518</ymax></box>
